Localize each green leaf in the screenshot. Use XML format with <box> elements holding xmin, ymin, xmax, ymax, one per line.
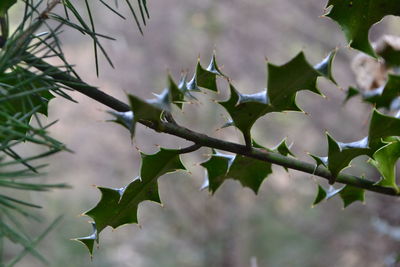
<box><xmin>344</xmin><ymin>87</ymin><xmax>360</xmax><ymax>103</ymax></box>
<box><xmin>362</xmin><ymin>74</ymin><xmax>400</xmax><ymax>110</ymax></box>
<box><xmin>187</xmin><ymin>55</ymin><xmax>224</xmax><ymax>93</ymax></box>
<box><xmin>314</xmin><ymin>110</ymin><xmax>400</xmax><ymax>184</ymax></box>
<box><xmin>326</xmin><ymin>185</ymin><xmax>345</xmax><ymax>199</ymax></box>
<box><xmin>339</xmin><ymin>185</ymin><xmax>365</xmax><ymax>208</ymax></box>
<box><xmin>0</xmin><ymin>0</ymin><xmax>16</xmax><ymax>15</ymax></box>
<box><xmin>369</xmin><ymin>140</ymin><xmax>400</xmax><ymax>192</ymax></box>
<box><xmin>117</xmin><ymin>80</ymin><xmax>182</xmax><ymax>135</ymax></box>
<box><xmin>196</xmin><ymin>57</ymin><xmax>220</xmax><ymax>92</ymax></box>
<box><xmin>186</xmin><ymin>73</ymin><xmax>201</xmax><ymax>92</ymax></box>
<box><xmin>368</xmin><ymin>109</ymin><xmax>400</xmax><ymax>149</ymax></box>
<box><xmin>377</xmin><ymin>36</ymin><xmax>400</xmax><ymax>67</ymax></box>
<box><xmin>75</xmin><ymin>222</ymin><xmax>97</xmax><ymax>256</ymax></box>
<box><xmin>309</xmin><ymin>154</ymin><xmax>328</xmax><ymax>167</ymax></box>
<box><xmin>312</xmin><ymin>184</ymin><xmax>327</xmax><ymax>206</ymax></box>
<box><xmin>195</xmin><ymin>61</ymin><xmax>217</xmax><ymax>92</ymax></box>
<box><xmin>325</xmin><ymin>0</ymin><xmax>400</xmax><ymax>57</ymax></box>
<box><xmin>267</xmin><ymin>52</ymin><xmax>324</xmax><ymax>111</ymax></box>
<box><xmin>310</xmin><ymin>185</ymin><xmax>344</xmax><ymax>206</ymax></box>
<box><xmin>83</xmin><ymin>148</ymin><xmax>185</xmax><ymax>233</ymax></box>
<box><xmin>176</xmin><ymin>72</ymin><xmax>197</xmax><ymax>100</ymax></box>
<box><xmin>273</xmin><ymin>138</ymin><xmax>294</xmax><ymax>157</ymax></box>
<box><xmin>107</xmin><ymin>111</ymin><xmax>135</xmax><ymax>137</ymax></box>
<box><xmin>272</xmin><ymin>138</ymin><xmax>294</xmax><ymax>171</ymax></box>
<box><xmin>201</xmin><ymin>150</ymin><xmax>272</xmax><ymax>194</ymax></box>
<box><xmin>219</xmin><ymin>84</ymin><xmax>273</xmax><ymax>142</ymax></box>
<box><xmin>168</xmin><ymin>74</ymin><xmax>185</xmax><ymax>109</ymax></box>
<box><xmin>177</xmin><ymin>73</ymin><xmax>189</xmax><ymax>94</ymax></box>
<box><xmin>219</xmin><ymin>52</ymin><xmax>332</xmax><ymax>143</ymax></box>
<box><xmin>314</xmin><ymin>50</ymin><xmax>337</xmax><ymax>84</ymax></box>
<box><xmin>325</xmin><ymin>134</ymin><xmax>371</xmax><ymax>182</ymax></box>
<box><xmin>201</xmin><ymin>150</ymin><xmax>234</xmax><ymax>193</ymax></box>
<box><xmin>228</xmin><ymin>155</ymin><xmax>272</xmax><ymax>194</ymax></box>
<box><xmin>127</xmin><ymin>90</ymin><xmax>170</xmax><ymax>135</ymax></box>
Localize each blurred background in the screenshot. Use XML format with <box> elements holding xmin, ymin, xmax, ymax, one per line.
<box><xmin>4</xmin><ymin>0</ymin><xmax>400</xmax><ymax>266</ymax></box>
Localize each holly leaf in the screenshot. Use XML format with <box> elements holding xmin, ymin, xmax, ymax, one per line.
<box><xmin>368</xmin><ymin>109</ymin><xmax>400</xmax><ymax>149</ymax></box>
<box><xmin>325</xmin><ymin>0</ymin><xmax>400</xmax><ymax>57</ymax></box>
<box><xmin>363</xmin><ymin>74</ymin><xmax>400</xmax><ymax>110</ymax></box>
<box><xmin>272</xmin><ymin>138</ymin><xmax>294</xmax><ymax>171</ymax></box>
<box><xmin>313</xmin><ymin>110</ymin><xmax>400</xmax><ymax>182</ymax></box>
<box><xmin>201</xmin><ymin>150</ymin><xmax>272</xmax><ymax>194</ymax></box>
<box><xmin>311</xmin><ymin>185</ymin><xmax>344</xmax><ymax>206</ymax></box>
<box><xmin>309</xmin><ymin>154</ymin><xmax>328</xmax><ymax>167</ymax></box>
<box><xmin>376</xmin><ymin>35</ymin><xmax>400</xmax><ymax>67</ymax></box>
<box><xmin>107</xmin><ymin>111</ymin><xmax>135</xmax><ymax>137</ymax></box>
<box><xmin>82</xmin><ymin>148</ymin><xmax>185</xmax><ymax>240</ymax></box>
<box><xmin>273</xmin><ymin>138</ymin><xmax>294</xmax><ymax>157</ymax></box>
<box><xmin>206</xmin><ymin>54</ymin><xmax>224</xmax><ymax>76</ymax></box>
<box><xmin>127</xmin><ymin>90</ymin><xmax>170</xmax><ymax>136</ymax></box>
<box><xmin>219</xmin><ymin>84</ymin><xmax>273</xmax><ymax>142</ymax></box>
<box><xmin>325</xmin><ymin>134</ymin><xmax>371</xmax><ymax>183</ymax></box>
<box><xmin>369</xmin><ymin>140</ymin><xmax>400</xmax><ymax>192</ymax></box>
<box><xmin>186</xmin><ymin>72</ymin><xmax>201</xmax><ymax>92</ymax></box>
<box><xmin>227</xmin><ymin>155</ymin><xmax>272</xmax><ymax>194</ymax></box>
<box><xmin>0</xmin><ymin>0</ymin><xmax>16</xmax><ymax>15</ymax></box>
<box><xmin>175</xmin><ymin>72</ymin><xmax>197</xmax><ymax>100</ymax></box>
<box><xmin>267</xmin><ymin>52</ymin><xmax>324</xmax><ymax>111</ymax></box>
<box><xmin>201</xmin><ymin>151</ymin><xmax>235</xmax><ymax>193</ymax></box>
<box><xmin>312</xmin><ymin>184</ymin><xmax>327</xmax><ymax>206</ymax></box>
<box><xmin>326</xmin><ymin>185</ymin><xmax>345</xmax><ymax>199</ymax></box>
<box><xmin>194</xmin><ymin>54</ymin><xmax>224</xmax><ymax>92</ymax></box>
<box><xmin>75</xmin><ymin>222</ymin><xmax>97</xmax><ymax>255</ymax></box>
<box><xmin>339</xmin><ymin>185</ymin><xmax>365</xmax><ymax>208</ymax></box>
<box><xmin>168</xmin><ymin>74</ymin><xmax>185</xmax><ymax>109</ymax></box>
<box><xmin>311</xmin><ymin>184</ymin><xmax>363</xmax><ymax>208</ymax></box>
<box><xmin>314</xmin><ymin>50</ymin><xmax>337</xmax><ymax>84</ymax></box>
<box><xmin>344</xmin><ymin>87</ymin><xmax>360</xmax><ymax>103</ymax></box>
<box><xmin>219</xmin><ymin>52</ymin><xmax>332</xmax><ymax>142</ymax></box>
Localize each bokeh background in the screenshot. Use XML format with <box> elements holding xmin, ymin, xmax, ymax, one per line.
<box><xmin>4</xmin><ymin>0</ymin><xmax>400</xmax><ymax>266</ymax></box>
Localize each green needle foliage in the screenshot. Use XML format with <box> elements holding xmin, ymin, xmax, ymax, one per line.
<box><xmin>1</xmin><ymin>0</ymin><xmax>400</xmax><ymax>262</ymax></box>
<box><xmin>0</xmin><ymin>0</ymin><xmax>148</xmax><ymax>264</ymax></box>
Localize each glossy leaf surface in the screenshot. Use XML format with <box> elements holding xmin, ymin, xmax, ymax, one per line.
<box><xmin>79</xmin><ymin>149</ymin><xmax>185</xmax><ymax>253</ymax></box>
<box><xmin>325</xmin><ymin>0</ymin><xmax>400</xmax><ymax>57</ymax></box>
